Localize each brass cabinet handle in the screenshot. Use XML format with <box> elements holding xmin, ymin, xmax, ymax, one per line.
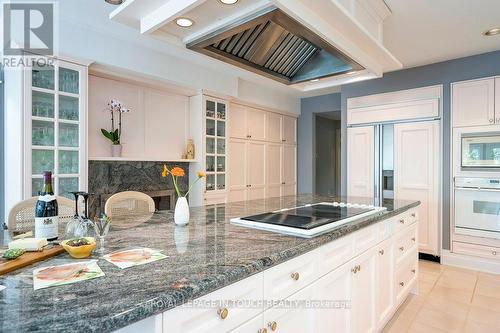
<box><xmin>399</xmin><ymin>246</ymin><xmax>404</xmax><ymax>251</ymax></box>
<box><xmin>379</xmin><ymin>249</ymin><xmax>384</xmax><ymax>255</ymax></box>
<box><xmin>351</xmin><ymin>266</ymin><xmax>358</xmax><ymax>274</ymax></box>
<box><xmin>411</xmin><ymin>269</ymin><xmax>416</xmax><ymax>274</ymax></box>
<box><xmin>399</xmin><ymin>282</ymin><xmax>405</xmax><ymax>287</ymax></box>
<box><xmin>357</xmin><ymin>265</ymin><xmax>361</xmax><ymax>272</ymax></box>
<box><xmin>268</xmin><ymin>321</ymin><xmax>278</xmax><ymax>331</ymax></box>
<box><xmin>411</xmin><ymin>237</ymin><xmax>416</xmax><ymax>242</ymax></box>
<box><xmin>281</xmin><ymin>182</ymin><xmax>286</xmax><ymax>185</ymax></box>
<box><xmin>291</xmin><ymin>272</ymin><xmax>300</xmax><ymax>281</ymax></box>
<box><xmin>399</xmin><ymin>219</ymin><xmax>405</xmax><ymax>224</ymax></box>
<box><xmin>258</xmin><ymin>329</ymin><xmax>268</xmax><ymax>333</ymax></box>
<box><xmin>218</xmin><ymin>307</ymin><xmax>229</xmax><ymax>320</ymax></box>
<box><xmin>411</xmin><ymin>213</ymin><xmax>416</xmax><ymax>218</ymax></box>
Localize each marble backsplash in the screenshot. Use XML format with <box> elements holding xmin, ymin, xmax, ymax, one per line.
<box><xmin>88</xmin><ymin>161</ymin><xmax>189</xmax><ymax>218</ymax></box>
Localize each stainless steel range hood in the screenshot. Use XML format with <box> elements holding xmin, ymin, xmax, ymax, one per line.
<box><xmin>187</xmin><ymin>7</ymin><xmax>363</xmax><ymax>85</ymax></box>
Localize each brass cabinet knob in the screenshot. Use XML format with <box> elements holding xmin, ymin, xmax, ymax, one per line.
<box><xmin>399</xmin><ymin>246</ymin><xmax>404</xmax><ymax>251</ymax></box>
<box><xmin>379</xmin><ymin>249</ymin><xmax>384</xmax><ymax>255</ymax></box>
<box><xmin>399</xmin><ymin>219</ymin><xmax>405</xmax><ymax>224</ymax></box>
<box><xmin>258</xmin><ymin>329</ymin><xmax>268</xmax><ymax>333</ymax></box>
<box><xmin>411</xmin><ymin>269</ymin><xmax>416</xmax><ymax>274</ymax></box>
<box><xmin>291</xmin><ymin>272</ymin><xmax>300</xmax><ymax>281</ymax></box>
<box><xmin>489</xmin><ymin>119</ymin><xmax>495</xmax><ymax>123</ymax></box>
<box><xmin>357</xmin><ymin>265</ymin><xmax>361</xmax><ymax>272</ymax></box>
<box><xmin>399</xmin><ymin>282</ymin><xmax>405</xmax><ymax>287</ymax></box>
<box><xmin>218</xmin><ymin>308</ymin><xmax>229</xmax><ymax>320</ymax></box>
<box><xmin>493</xmin><ymin>250</ymin><xmax>497</xmax><ymax>256</ymax></box>
<box><xmin>411</xmin><ymin>213</ymin><xmax>416</xmax><ymax>218</ymax></box>
<box><xmin>411</xmin><ymin>237</ymin><xmax>416</xmax><ymax>242</ymax></box>
<box><xmin>351</xmin><ymin>266</ymin><xmax>358</xmax><ymax>274</ymax></box>
<box><xmin>268</xmin><ymin>321</ymin><xmax>278</xmax><ymax>331</ymax></box>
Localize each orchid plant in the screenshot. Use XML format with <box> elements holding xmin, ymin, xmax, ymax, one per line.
<box><xmin>101</xmin><ymin>99</ymin><xmax>131</xmax><ymax>145</ymax></box>
<box><xmin>162</xmin><ymin>165</ymin><xmax>206</xmax><ymax>197</ymax></box>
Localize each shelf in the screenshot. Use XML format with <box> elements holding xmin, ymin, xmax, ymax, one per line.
<box><xmin>89</xmin><ymin>157</ymin><xmax>197</xmax><ymax>163</ymax></box>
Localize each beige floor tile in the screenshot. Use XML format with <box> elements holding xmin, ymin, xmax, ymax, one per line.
<box><xmin>419</xmin><ymin>271</ymin><xmax>441</xmax><ymax>283</ymax></box>
<box><xmin>423</xmin><ymin>294</ymin><xmax>470</xmax><ymax>317</ymax></box>
<box><xmin>440</xmin><ymin>267</ymin><xmax>478</xmax><ymax>283</ymax></box>
<box><xmin>382</xmin><ymin>311</ymin><xmax>414</xmax><ymax>333</ymax></box>
<box><xmin>471</xmin><ymin>293</ymin><xmax>500</xmax><ymax>312</ymax></box>
<box><xmin>477</xmin><ymin>271</ymin><xmax>500</xmax><ymax>285</ymax></box>
<box><xmin>435</xmin><ymin>275</ymin><xmax>476</xmax><ymax>292</ymax></box>
<box><xmin>467</xmin><ymin>306</ymin><xmax>500</xmax><ymax>328</ymax></box>
<box><xmin>428</xmin><ymin>285</ymin><xmax>473</xmax><ymax>304</ymax></box>
<box><xmin>419</xmin><ymin>260</ymin><xmax>444</xmax><ymax>274</ymax></box>
<box><xmin>408</xmin><ymin>321</ymin><xmax>452</xmax><ymax>333</ymax></box>
<box><xmin>418</xmin><ymin>280</ymin><xmax>435</xmax><ymax>296</ymax></box>
<box><xmin>462</xmin><ymin>321</ymin><xmax>500</xmax><ymax>333</ymax></box>
<box><xmin>402</xmin><ymin>294</ymin><xmax>427</xmax><ymax>313</ymax></box>
<box><xmin>413</xmin><ymin>306</ymin><xmax>466</xmax><ymax>332</ymax></box>
<box><xmin>475</xmin><ymin>281</ymin><xmax>500</xmax><ymax>299</ymax></box>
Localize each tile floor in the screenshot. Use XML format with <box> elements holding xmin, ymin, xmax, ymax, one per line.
<box><xmin>382</xmin><ymin>260</ymin><xmax>500</xmax><ymax>333</ymax></box>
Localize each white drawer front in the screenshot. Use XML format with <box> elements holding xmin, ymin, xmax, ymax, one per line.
<box><xmin>395</xmin><ymin>224</ymin><xmax>418</xmax><ymax>264</ymax></box>
<box><xmin>395</xmin><ymin>249</ymin><xmax>418</xmax><ymax>304</ymax></box>
<box><xmin>453</xmin><ymin>241</ymin><xmax>500</xmax><ymax>260</ymax></box>
<box><xmin>317</xmin><ymin>234</ymin><xmax>355</xmax><ymax>277</ymax></box>
<box><xmin>354</xmin><ymin>223</ymin><xmax>379</xmax><ymax>254</ymax></box>
<box><xmin>395</xmin><ymin>209</ymin><xmax>418</xmax><ymax>232</ymax></box>
<box><xmin>163</xmin><ymin>273</ymin><xmax>263</xmax><ymax>333</ymax></box>
<box><xmin>263</xmin><ymin>251</ymin><xmax>318</xmax><ymax>304</ymax></box>
<box><xmin>379</xmin><ymin>217</ymin><xmax>396</xmax><ymax>241</ymax></box>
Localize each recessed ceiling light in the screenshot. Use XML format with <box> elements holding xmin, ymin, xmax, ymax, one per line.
<box><xmin>176</xmin><ymin>17</ymin><xmax>194</xmax><ymax>28</ymax></box>
<box><xmin>310</xmin><ymin>79</ymin><xmax>320</xmax><ymax>82</ymax></box>
<box><xmin>219</xmin><ymin>0</ymin><xmax>239</xmax><ymax>4</ymax></box>
<box><xmin>105</xmin><ymin>0</ymin><xmax>124</xmax><ymax>4</ymax></box>
<box><xmin>483</xmin><ymin>27</ymin><xmax>500</xmax><ymax>36</ymax></box>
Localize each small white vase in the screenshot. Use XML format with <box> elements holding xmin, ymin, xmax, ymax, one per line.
<box><xmin>111</xmin><ymin>144</ymin><xmax>122</xmax><ymax>157</ymax></box>
<box><xmin>174</xmin><ymin>197</ymin><xmax>190</xmax><ymax>226</ymax></box>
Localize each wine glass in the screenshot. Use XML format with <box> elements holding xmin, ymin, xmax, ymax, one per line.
<box><xmin>93</xmin><ymin>216</ymin><xmax>111</xmax><ymax>255</ymax></box>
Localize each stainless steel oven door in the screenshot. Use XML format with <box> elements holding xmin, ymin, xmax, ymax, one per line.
<box><xmin>455</xmin><ymin>187</ymin><xmax>500</xmax><ymax>239</ymax></box>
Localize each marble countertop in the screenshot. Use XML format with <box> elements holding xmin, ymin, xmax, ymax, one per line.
<box><xmin>0</xmin><ymin>195</ymin><xmax>419</xmax><ymax>333</ymax></box>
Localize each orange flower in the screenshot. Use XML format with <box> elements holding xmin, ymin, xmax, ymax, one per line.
<box><xmin>197</xmin><ymin>171</ymin><xmax>206</xmax><ymax>178</ymax></box>
<box><xmin>171</xmin><ymin>167</ymin><xmax>185</xmax><ymax>177</ymax></box>
<box><xmin>161</xmin><ymin>164</ymin><xmax>169</xmax><ymax>177</ymax></box>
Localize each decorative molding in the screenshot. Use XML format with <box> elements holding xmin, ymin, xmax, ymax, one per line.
<box><xmin>441</xmin><ymin>250</ymin><xmax>500</xmax><ymax>274</ymax></box>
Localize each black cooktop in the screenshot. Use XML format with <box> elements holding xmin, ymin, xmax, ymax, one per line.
<box><xmin>241</xmin><ymin>204</ymin><xmax>374</xmax><ymax>230</ymax></box>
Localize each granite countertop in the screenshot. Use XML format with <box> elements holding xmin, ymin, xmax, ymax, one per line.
<box><xmin>0</xmin><ymin>195</ymin><xmax>419</xmax><ymax>333</ymax></box>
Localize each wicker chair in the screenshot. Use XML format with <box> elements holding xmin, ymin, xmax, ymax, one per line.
<box><xmin>104</xmin><ymin>191</ymin><xmax>156</xmax><ymax>226</ymax></box>
<box><xmin>7</xmin><ymin>196</ymin><xmax>75</xmax><ymax>234</ymax></box>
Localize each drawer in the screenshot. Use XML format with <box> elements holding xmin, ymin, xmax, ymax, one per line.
<box><xmin>354</xmin><ymin>223</ymin><xmax>379</xmax><ymax>254</ymax></box>
<box><xmin>263</xmin><ymin>251</ymin><xmax>318</xmax><ymax>304</ymax></box>
<box><xmin>395</xmin><ymin>224</ymin><xmax>418</xmax><ymax>264</ymax></box>
<box><xmin>453</xmin><ymin>241</ymin><xmax>500</xmax><ymax>260</ymax></box>
<box><xmin>395</xmin><ymin>209</ymin><xmax>418</xmax><ymax>232</ymax></box>
<box><xmin>163</xmin><ymin>273</ymin><xmax>263</xmax><ymax>333</ymax></box>
<box><xmin>317</xmin><ymin>234</ymin><xmax>355</xmax><ymax>277</ymax></box>
<box><xmin>395</xmin><ymin>249</ymin><xmax>418</xmax><ymax>304</ymax></box>
<box><xmin>204</xmin><ymin>193</ymin><xmax>227</xmax><ymax>205</ymax></box>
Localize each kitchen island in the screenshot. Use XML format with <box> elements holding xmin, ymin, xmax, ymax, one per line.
<box><xmin>0</xmin><ymin>195</ymin><xmax>420</xmax><ymax>333</ymax></box>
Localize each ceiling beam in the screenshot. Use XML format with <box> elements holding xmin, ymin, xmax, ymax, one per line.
<box><xmin>140</xmin><ymin>0</ymin><xmax>207</xmax><ymax>35</ymax></box>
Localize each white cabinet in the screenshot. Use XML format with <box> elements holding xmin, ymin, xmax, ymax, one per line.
<box><xmin>282</xmin><ymin>145</ymin><xmax>297</xmax><ymax>196</ymax></box>
<box><xmin>247</xmin><ymin>141</ymin><xmax>266</xmax><ymax>200</ymax></box>
<box><xmin>266</xmin><ymin>143</ymin><xmax>283</xmax><ymax>198</ymax></box>
<box><xmin>266</xmin><ymin>112</ymin><xmax>283</xmax><ymax>143</ymax></box>
<box><xmin>394</xmin><ymin>121</ymin><xmax>439</xmax><ymax>255</ymax></box>
<box><xmin>229</xmin><ymin>315</ymin><xmax>264</xmax><ymax>333</ymax></box>
<box><xmin>247</xmin><ymin>107</ymin><xmax>267</xmax><ymax>141</ymax></box>
<box><xmin>452</xmin><ymin>77</ymin><xmax>496</xmax><ymax>127</ymax></box>
<box><xmin>229</xmin><ymin>104</ymin><xmax>247</xmax><ymax>139</ymax></box>
<box><xmin>228</xmin><ymin>140</ymin><xmax>265</xmax><ymax>202</ymax></box>
<box><xmin>228</xmin><ymin>139</ymin><xmax>248</xmax><ymax>202</ymax></box>
<box><xmin>282</xmin><ymin>116</ymin><xmax>297</xmax><ymax>144</ymax></box>
<box><xmin>496</xmin><ymin>78</ymin><xmax>500</xmax><ymax>120</ymax></box>
<box><xmin>376</xmin><ymin>238</ymin><xmax>395</xmax><ymax>329</ymax></box>
<box><xmin>350</xmin><ymin>248</ymin><xmax>377</xmax><ymax>333</ymax></box>
<box><xmin>115</xmin><ymin>315</ymin><xmax>162</xmax><ymax>333</ymax></box>
<box><xmin>347</xmin><ymin>126</ymin><xmax>375</xmax><ymax>198</ymax></box>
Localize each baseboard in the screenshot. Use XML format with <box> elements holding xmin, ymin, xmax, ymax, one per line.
<box><xmin>441</xmin><ymin>250</ymin><xmax>500</xmax><ymax>274</ymax></box>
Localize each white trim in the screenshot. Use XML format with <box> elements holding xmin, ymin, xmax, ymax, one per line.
<box><xmin>441</xmin><ymin>249</ymin><xmax>500</xmax><ymax>274</ymax></box>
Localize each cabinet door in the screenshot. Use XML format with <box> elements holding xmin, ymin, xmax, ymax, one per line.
<box><xmin>266</xmin><ymin>143</ymin><xmax>282</xmax><ymax>198</ymax></box>
<box><xmin>266</xmin><ymin>112</ymin><xmax>283</xmax><ymax>143</ymax></box>
<box><xmin>282</xmin><ymin>116</ymin><xmax>297</xmax><ymax>144</ymax></box>
<box><xmin>247</xmin><ymin>141</ymin><xmax>266</xmax><ymax>200</ymax></box>
<box><xmin>282</xmin><ymin>145</ymin><xmax>296</xmax><ymax>187</ymax></box>
<box><xmin>496</xmin><ymin>78</ymin><xmax>500</xmax><ymax>123</ymax></box>
<box><xmin>351</xmin><ymin>248</ymin><xmax>377</xmax><ymax>333</ymax></box>
<box><xmin>263</xmin><ymin>284</ymin><xmax>316</xmax><ymax>333</ymax></box>
<box><xmin>315</xmin><ymin>263</ymin><xmax>353</xmax><ymax>333</ymax></box>
<box><xmin>376</xmin><ymin>238</ymin><xmax>395</xmax><ymax>329</ymax></box>
<box><xmin>347</xmin><ymin>126</ymin><xmax>374</xmax><ymax>198</ymax></box>
<box><xmin>228</xmin><ymin>139</ymin><xmax>247</xmax><ymax>202</ymax></box>
<box><xmin>230</xmin><ymin>314</ymin><xmax>264</xmax><ymax>333</ymax></box>
<box><xmin>230</xmin><ymin>104</ymin><xmax>247</xmax><ymax>139</ymax></box>
<box><xmin>394</xmin><ymin>121</ymin><xmax>439</xmax><ymax>255</ymax></box>
<box><xmin>247</xmin><ymin>107</ymin><xmax>266</xmax><ymax>141</ymax></box>
<box><xmin>452</xmin><ymin>78</ymin><xmax>495</xmax><ymax>127</ymax></box>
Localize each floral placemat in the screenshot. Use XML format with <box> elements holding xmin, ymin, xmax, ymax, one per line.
<box><xmin>103</xmin><ymin>248</ymin><xmax>168</xmax><ymax>269</ymax></box>
<box><xmin>33</xmin><ymin>260</ymin><xmax>104</xmax><ymax>290</ymax></box>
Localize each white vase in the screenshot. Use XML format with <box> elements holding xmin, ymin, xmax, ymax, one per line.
<box><xmin>111</xmin><ymin>144</ymin><xmax>122</xmax><ymax>157</ymax></box>
<box><xmin>174</xmin><ymin>197</ymin><xmax>190</xmax><ymax>226</ymax></box>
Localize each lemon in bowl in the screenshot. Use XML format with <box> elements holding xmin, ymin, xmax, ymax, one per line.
<box><xmin>61</xmin><ymin>237</ymin><xmax>96</xmax><ymax>258</ymax></box>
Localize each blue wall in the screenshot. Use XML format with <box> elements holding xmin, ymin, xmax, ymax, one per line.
<box><xmin>299</xmin><ymin>93</ymin><xmax>341</xmax><ymax>193</ymax></box>
<box><xmin>0</xmin><ymin>67</ymin><xmax>3</xmax><ymax>225</ymax></box>
<box><xmin>341</xmin><ymin>50</ymin><xmax>500</xmax><ymax>250</ymax></box>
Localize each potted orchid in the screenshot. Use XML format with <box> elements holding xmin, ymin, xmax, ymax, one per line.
<box><xmin>162</xmin><ymin>165</ymin><xmax>205</xmax><ymax>226</ymax></box>
<box><xmin>101</xmin><ymin>99</ymin><xmax>130</xmax><ymax>157</ymax></box>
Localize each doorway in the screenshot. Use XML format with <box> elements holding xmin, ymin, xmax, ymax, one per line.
<box><xmin>315</xmin><ymin>112</ymin><xmax>341</xmax><ymax>196</ymax></box>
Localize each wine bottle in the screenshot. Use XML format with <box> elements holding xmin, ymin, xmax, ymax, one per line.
<box><xmin>35</xmin><ymin>171</ymin><xmax>59</xmax><ymax>241</ymax></box>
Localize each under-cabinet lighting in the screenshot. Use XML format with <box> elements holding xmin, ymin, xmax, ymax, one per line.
<box><xmin>176</xmin><ymin>18</ymin><xmax>194</xmax><ymax>28</ymax></box>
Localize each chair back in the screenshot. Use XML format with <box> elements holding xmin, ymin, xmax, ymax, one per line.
<box><xmin>7</xmin><ymin>196</ymin><xmax>75</xmax><ymax>233</ymax></box>
<box><xmin>104</xmin><ymin>191</ymin><xmax>156</xmax><ymax>219</ymax></box>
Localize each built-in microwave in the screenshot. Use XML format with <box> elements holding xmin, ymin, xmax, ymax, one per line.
<box><xmin>461</xmin><ymin>134</ymin><xmax>500</xmax><ymax>168</ymax></box>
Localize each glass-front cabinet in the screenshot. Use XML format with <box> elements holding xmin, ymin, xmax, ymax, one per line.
<box><xmin>27</xmin><ymin>59</ymin><xmax>87</xmax><ymax>198</ymax></box>
<box><xmin>204</xmin><ymin>97</ymin><xmax>227</xmax><ymax>197</ymax></box>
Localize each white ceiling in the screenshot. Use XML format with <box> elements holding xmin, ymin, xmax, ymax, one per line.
<box><xmin>383</xmin><ymin>0</ymin><xmax>500</xmax><ymax>69</ymax></box>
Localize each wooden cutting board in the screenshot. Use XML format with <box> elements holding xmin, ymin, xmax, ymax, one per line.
<box><xmin>0</xmin><ymin>246</ymin><xmax>65</xmax><ymax>275</ymax></box>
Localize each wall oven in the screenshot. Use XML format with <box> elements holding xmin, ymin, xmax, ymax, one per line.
<box><xmin>455</xmin><ymin>177</ymin><xmax>500</xmax><ymax>239</ymax></box>
<box><xmin>461</xmin><ymin>134</ymin><xmax>500</xmax><ymax>168</ymax></box>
